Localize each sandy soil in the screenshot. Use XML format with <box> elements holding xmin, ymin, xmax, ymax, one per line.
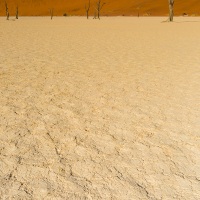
<box><xmin>0</xmin><ymin>17</ymin><xmax>200</xmax><ymax>199</ymax></box>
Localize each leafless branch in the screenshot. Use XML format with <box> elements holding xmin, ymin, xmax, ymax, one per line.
<box><xmin>169</xmin><ymin>0</ymin><xmax>174</xmax><ymax>22</ymax></box>
<box><xmin>94</xmin><ymin>0</ymin><xmax>105</xmax><ymax>20</ymax></box>
<box><xmin>5</xmin><ymin>1</ymin><xmax>9</xmax><ymax>20</ymax></box>
<box><xmin>16</xmin><ymin>5</ymin><xmax>19</xmax><ymax>19</ymax></box>
<box><xmin>85</xmin><ymin>0</ymin><xmax>90</xmax><ymax>19</ymax></box>
<box><xmin>50</xmin><ymin>8</ymin><xmax>54</xmax><ymax>20</ymax></box>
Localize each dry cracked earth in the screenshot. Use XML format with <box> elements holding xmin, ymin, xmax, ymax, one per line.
<box><xmin>0</xmin><ymin>17</ymin><xmax>200</xmax><ymax>199</ymax></box>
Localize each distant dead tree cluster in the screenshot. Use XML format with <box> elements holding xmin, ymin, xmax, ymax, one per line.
<box><xmin>3</xmin><ymin>0</ymin><xmax>176</xmax><ymax>22</ymax></box>
<box><xmin>48</xmin><ymin>0</ymin><xmax>105</xmax><ymax>20</ymax></box>
<box><xmin>85</xmin><ymin>0</ymin><xmax>105</xmax><ymax>19</ymax></box>
<box><xmin>94</xmin><ymin>0</ymin><xmax>105</xmax><ymax>19</ymax></box>
<box><xmin>135</xmin><ymin>0</ymin><xmax>175</xmax><ymax>22</ymax></box>
<box><xmin>135</xmin><ymin>1</ymin><xmax>175</xmax><ymax>21</ymax></box>
<box><xmin>4</xmin><ymin>1</ymin><xmax>19</xmax><ymax>20</ymax></box>
<box><xmin>47</xmin><ymin>0</ymin><xmax>105</xmax><ymax>20</ymax></box>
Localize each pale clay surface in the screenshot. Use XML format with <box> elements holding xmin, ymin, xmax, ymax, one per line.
<box><xmin>0</xmin><ymin>17</ymin><xmax>200</xmax><ymax>199</ymax></box>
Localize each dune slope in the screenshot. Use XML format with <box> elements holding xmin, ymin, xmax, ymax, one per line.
<box><xmin>0</xmin><ymin>0</ymin><xmax>200</xmax><ymax>16</ymax></box>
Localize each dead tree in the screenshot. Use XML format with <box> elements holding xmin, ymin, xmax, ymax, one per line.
<box><xmin>50</xmin><ymin>8</ymin><xmax>53</xmax><ymax>20</ymax></box>
<box><xmin>95</xmin><ymin>0</ymin><xmax>105</xmax><ymax>19</ymax></box>
<box><xmin>16</xmin><ymin>5</ymin><xmax>19</xmax><ymax>19</ymax></box>
<box><xmin>5</xmin><ymin>1</ymin><xmax>9</xmax><ymax>20</ymax></box>
<box><xmin>93</xmin><ymin>11</ymin><xmax>97</xmax><ymax>19</ymax></box>
<box><xmin>136</xmin><ymin>7</ymin><xmax>140</xmax><ymax>17</ymax></box>
<box><xmin>85</xmin><ymin>0</ymin><xmax>90</xmax><ymax>19</ymax></box>
<box><xmin>169</xmin><ymin>0</ymin><xmax>174</xmax><ymax>22</ymax></box>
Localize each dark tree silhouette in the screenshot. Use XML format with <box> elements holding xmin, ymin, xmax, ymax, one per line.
<box><xmin>136</xmin><ymin>6</ymin><xmax>140</xmax><ymax>17</ymax></box>
<box><xmin>50</xmin><ymin>8</ymin><xmax>53</xmax><ymax>20</ymax></box>
<box><xmin>95</xmin><ymin>0</ymin><xmax>105</xmax><ymax>19</ymax></box>
<box><xmin>5</xmin><ymin>1</ymin><xmax>9</xmax><ymax>20</ymax></box>
<box><xmin>16</xmin><ymin>5</ymin><xmax>19</xmax><ymax>19</ymax></box>
<box><xmin>85</xmin><ymin>0</ymin><xmax>90</xmax><ymax>19</ymax></box>
<box><xmin>169</xmin><ymin>0</ymin><xmax>174</xmax><ymax>21</ymax></box>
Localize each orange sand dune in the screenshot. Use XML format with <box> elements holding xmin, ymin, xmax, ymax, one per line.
<box><xmin>0</xmin><ymin>0</ymin><xmax>200</xmax><ymax>16</ymax></box>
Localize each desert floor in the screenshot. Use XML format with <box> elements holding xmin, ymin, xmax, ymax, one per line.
<box><xmin>0</xmin><ymin>17</ymin><xmax>200</xmax><ymax>199</ymax></box>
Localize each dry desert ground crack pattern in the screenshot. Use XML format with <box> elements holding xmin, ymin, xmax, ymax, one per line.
<box><xmin>0</xmin><ymin>17</ymin><xmax>200</xmax><ymax>200</ymax></box>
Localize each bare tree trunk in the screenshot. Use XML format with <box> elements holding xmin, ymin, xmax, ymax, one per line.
<box><xmin>93</xmin><ymin>11</ymin><xmax>97</xmax><ymax>19</ymax></box>
<box><xmin>85</xmin><ymin>0</ymin><xmax>90</xmax><ymax>19</ymax></box>
<box><xmin>169</xmin><ymin>0</ymin><xmax>174</xmax><ymax>22</ymax></box>
<box><xmin>50</xmin><ymin>9</ymin><xmax>53</xmax><ymax>20</ymax></box>
<box><xmin>5</xmin><ymin>2</ymin><xmax>9</xmax><ymax>20</ymax></box>
<box><xmin>16</xmin><ymin>5</ymin><xmax>19</xmax><ymax>19</ymax></box>
<box><xmin>95</xmin><ymin>0</ymin><xmax>105</xmax><ymax>20</ymax></box>
<box><xmin>137</xmin><ymin>7</ymin><xmax>140</xmax><ymax>17</ymax></box>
